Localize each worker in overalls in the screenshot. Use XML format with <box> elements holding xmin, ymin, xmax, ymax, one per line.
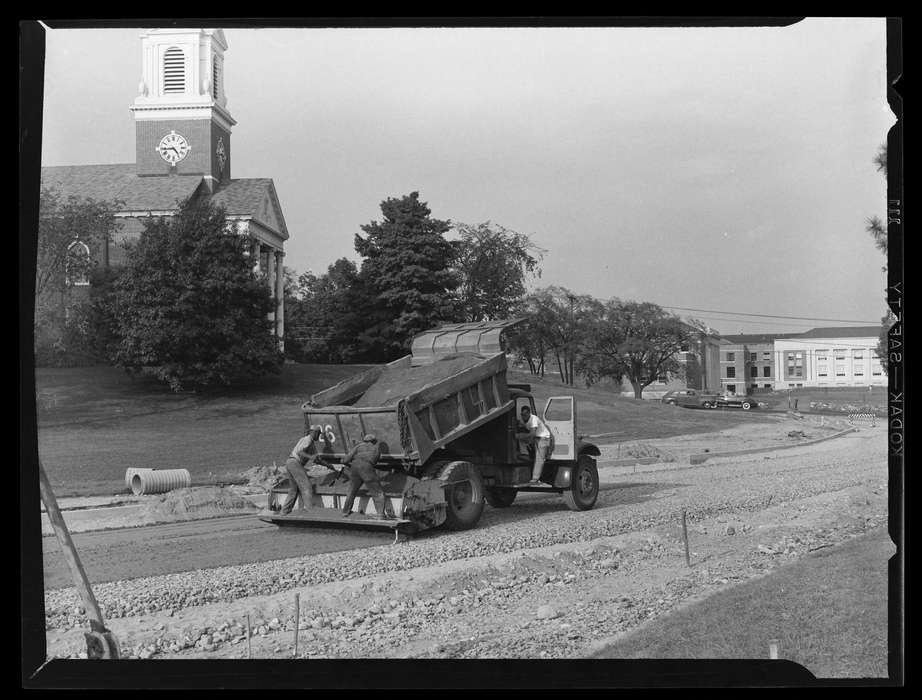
<box><xmin>340</xmin><ymin>433</ymin><xmax>394</xmax><ymax>519</ymax></box>
<box><xmin>279</xmin><ymin>425</ymin><xmax>323</xmax><ymax>514</ymax></box>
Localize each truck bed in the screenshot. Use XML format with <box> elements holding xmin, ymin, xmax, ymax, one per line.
<box><xmin>354</xmin><ymin>355</ymin><xmax>486</xmax><ymax>407</ymax></box>
<box><xmin>304</xmin><ymin>352</ymin><xmax>513</xmax><ymax>467</ymax></box>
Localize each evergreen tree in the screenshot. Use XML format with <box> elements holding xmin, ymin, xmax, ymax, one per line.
<box><xmin>111</xmin><ymin>198</ymin><xmax>283</xmax><ymax>391</ymax></box>
<box><xmin>354</xmin><ymin>192</ymin><xmax>459</xmax><ymax>360</ymax></box>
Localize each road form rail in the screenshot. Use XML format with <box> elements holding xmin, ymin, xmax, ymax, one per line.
<box><xmin>688</xmin><ymin>426</ymin><xmax>859</xmax><ymax>465</ymax></box>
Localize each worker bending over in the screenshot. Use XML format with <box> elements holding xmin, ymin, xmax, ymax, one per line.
<box><xmin>340</xmin><ymin>433</ymin><xmax>394</xmax><ymax>519</ymax></box>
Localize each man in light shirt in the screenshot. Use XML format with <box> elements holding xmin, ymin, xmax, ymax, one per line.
<box><xmin>279</xmin><ymin>425</ymin><xmax>323</xmax><ymax>514</ymax></box>
<box><xmin>519</xmin><ymin>405</ymin><xmax>553</xmax><ymax>486</ymax></box>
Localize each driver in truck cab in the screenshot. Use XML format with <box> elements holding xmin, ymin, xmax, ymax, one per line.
<box><xmin>518</xmin><ymin>405</ymin><xmax>554</xmax><ymax>486</ymax></box>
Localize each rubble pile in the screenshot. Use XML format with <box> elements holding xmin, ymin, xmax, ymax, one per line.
<box><xmin>139</xmin><ymin>487</ymin><xmax>258</xmax><ymax>525</ymax></box>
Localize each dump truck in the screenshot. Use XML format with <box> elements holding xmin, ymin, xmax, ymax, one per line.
<box><xmin>259</xmin><ymin>319</ymin><xmax>601</xmax><ymax>536</ymax></box>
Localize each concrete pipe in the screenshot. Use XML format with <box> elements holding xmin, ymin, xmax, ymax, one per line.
<box><xmin>125</xmin><ymin>467</ymin><xmax>154</xmax><ymax>490</ymax></box>
<box><xmin>130</xmin><ymin>469</ymin><xmax>191</xmax><ymax>495</ymax></box>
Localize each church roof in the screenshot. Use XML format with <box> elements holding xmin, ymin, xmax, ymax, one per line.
<box><xmin>41</xmin><ymin>164</ymin><xmax>205</xmax><ymax>211</ymax></box>
<box><xmin>40</xmin><ymin>165</ymin><xmax>288</xmax><ymax>239</ymax></box>
<box><xmin>209</xmin><ymin>178</ymin><xmax>289</xmax><ymax>239</ymax></box>
<box><xmin>209</xmin><ymin>178</ymin><xmax>274</xmax><ymax>215</ymax></box>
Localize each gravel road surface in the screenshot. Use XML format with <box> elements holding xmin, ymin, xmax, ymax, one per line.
<box><xmin>42</xmin><ymin>516</ymin><xmax>392</xmax><ymax>590</ymax></box>
<box><xmin>42</xmin><ymin>424</ymin><xmax>890</xmax><ymax>669</ymax></box>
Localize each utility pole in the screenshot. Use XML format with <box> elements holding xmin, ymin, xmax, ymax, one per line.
<box><xmin>567</xmin><ymin>293</ymin><xmax>576</xmax><ymax>386</ymax></box>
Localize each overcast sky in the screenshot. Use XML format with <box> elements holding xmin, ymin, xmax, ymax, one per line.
<box><xmin>38</xmin><ymin>19</ymin><xmax>892</xmax><ymax>335</ymax></box>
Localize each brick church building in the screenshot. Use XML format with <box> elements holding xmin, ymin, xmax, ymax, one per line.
<box><xmin>41</xmin><ymin>28</ymin><xmax>289</xmax><ymax>344</ymax></box>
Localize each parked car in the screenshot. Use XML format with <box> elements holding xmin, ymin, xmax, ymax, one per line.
<box><xmin>661</xmin><ymin>389</ymin><xmax>721</xmax><ymax>409</ymax></box>
<box><xmin>716</xmin><ymin>394</ymin><xmax>756</xmax><ymax>410</ymax></box>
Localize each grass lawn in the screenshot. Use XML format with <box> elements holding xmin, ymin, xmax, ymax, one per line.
<box><xmin>592</xmin><ymin>528</ymin><xmax>893</xmax><ymax>679</ymax></box>
<box><xmin>507</xmin><ymin>369</ymin><xmax>773</xmax><ymax>439</ymax></box>
<box><xmin>33</xmin><ymin>364</ymin><xmax>368</xmax><ymax>496</ymax></box>
<box><xmin>33</xmin><ymin>364</ymin><xmax>771</xmax><ymax>497</ymax></box>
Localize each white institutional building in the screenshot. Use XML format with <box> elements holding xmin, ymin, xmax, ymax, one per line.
<box><xmin>771</xmin><ymin>327</ymin><xmax>885</xmax><ymax>389</ymax></box>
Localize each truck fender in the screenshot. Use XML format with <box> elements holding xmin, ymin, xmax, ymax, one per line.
<box><xmin>553</xmin><ymin>463</ymin><xmax>575</xmax><ymax>488</ymax></box>
<box><xmin>553</xmin><ymin>444</ymin><xmax>600</xmax><ymax>487</ymax></box>
<box><xmin>578</xmin><ymin>442</ymin><xmax>601</xmax><ymax>457</ymax></box>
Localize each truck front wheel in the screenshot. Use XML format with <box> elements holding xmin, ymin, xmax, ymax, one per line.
<box><xmin>439</xmin><ymin>461</ymin><xmax>485</xmax><ymax>530</ymax></box>
<box><xmin>563</xmin><ymin>455</ymin><xmax>599</xmax><ymax>511</ymax></box>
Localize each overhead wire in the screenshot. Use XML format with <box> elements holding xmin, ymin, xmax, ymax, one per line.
<box><xmin>660</xmin><ymin>305</ymin><xmax>879</xmax><ymax>325</ymax></box>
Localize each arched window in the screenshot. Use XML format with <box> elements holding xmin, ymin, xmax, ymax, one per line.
<box><xmin>163</xmin><ymin>47</ymin><xmax>186</xmax><ymax>94</ymax></box>
<box><xmin>65</xmin><ymin>240</ymin><xmax>91</xmax><ymax>286</ymax></box>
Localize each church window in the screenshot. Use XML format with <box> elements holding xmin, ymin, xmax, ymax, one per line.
<box><xmin>65</xmin><ymin>241</ymin><xmax>91</xmax><ymax>286</ymax></box>
<box><xmin>163</xmin><ymin>47</ymin><xmax>186</xmax><ymax>93</ymax></box>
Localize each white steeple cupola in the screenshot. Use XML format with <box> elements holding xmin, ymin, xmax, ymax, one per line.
<box><xmin>131</xmin><ymin>28</ymin><xmax>235</xmax><ymax>181</ymax></box>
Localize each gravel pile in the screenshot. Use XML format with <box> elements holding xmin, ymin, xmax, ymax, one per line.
<box><xmin>139</xmin><ymin>487</ymin><xmax>258</xmax><ymax>524</ymax></box>
<box><xmin>354</xmin><ymin>355</ymin><xmax>484</xmax><ymax>407</ymax></box>
<box><xmin>44</xmin><ymin>440</ymin><xmax>883</xmax><ymax>633</ymax></box>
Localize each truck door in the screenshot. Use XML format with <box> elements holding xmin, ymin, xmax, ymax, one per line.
<box><xmin>543</xmin><ymin>396</ymin><xmax>576</xmax><ymax>460</ymax></box>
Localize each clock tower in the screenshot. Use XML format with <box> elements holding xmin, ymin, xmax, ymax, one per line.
<box><xmin>130</xmin><ymin>28</ymin><xmax>235</xmax><ymax>187</ymax></box>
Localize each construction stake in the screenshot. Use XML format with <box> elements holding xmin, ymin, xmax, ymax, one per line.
<box><xmin>681</xmin><ymin>509</ymin><xmax>691</xmax><ymax>567</ymax></box>
<box><xmin>39</xmin><ymin>460</ymin><xmax>120</xmax><ymax>659</ymax></box>
<box><xmin>246</xmin><ymin>614</ymin><xmax>253</xmax><ymax>659</ymax></box>
<box><xmin>293</xmin><ymin>593</ymin><xmax>300</xmax><ymax>658</ymax></box>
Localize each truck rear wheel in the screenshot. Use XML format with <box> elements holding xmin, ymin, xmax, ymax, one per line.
<box><xmin>485</xmin><ymin>487</ymin><xmax>517</xmax><ymax>508</ymax></box>
<box><xmin>438</xmin><ymin>461</ymin><xmax>485</xmax><ymax>530</ymax></box>
<box><xmin>563</xmin><ymin>454</ymin><xmax>599</xmax><ymax>511</ymax></box>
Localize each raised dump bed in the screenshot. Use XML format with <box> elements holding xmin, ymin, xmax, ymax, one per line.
<box><xmin>303</xmin><ymin>322</ymin><xmax>519</xmax><ymax>471</ymax></box>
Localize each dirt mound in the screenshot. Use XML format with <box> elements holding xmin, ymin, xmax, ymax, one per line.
<box><xmin>620</xmin><ymin>442</ymin><xmax>675</xmax><ymax>462</ymax></box>
<box><xmin>242</xmin><ymin>464</ymin><xmax>286</xmax><ymax>490</ymax></box>
<box><xmin>355</xmin><ymin>354</ymin><xmax>486</xmax><ymax>407</ymax></box>
<box><xmin>140</xmin><ymin>487</ymin><xmax>259</xmax><ymax>524</ymax></box>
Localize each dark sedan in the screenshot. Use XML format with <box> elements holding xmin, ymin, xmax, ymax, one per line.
<box><xmin>716</xmin><ymin>394</ymin><xmax>757</xmax><ymax>410</ymax></box>
<box><xmin>661</xmin><ymin>389</ymin><xmax>721</xmax><ymax>409</ymax></box>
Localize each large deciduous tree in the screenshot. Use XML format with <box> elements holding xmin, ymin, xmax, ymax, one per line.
<box><xmin>590</xmin><ymin>300</ymin><xmax>698</xmax><ymax>399</ymax></box>
<box><xmin>451</xmin><ymin>221</ymin><xmax>543</xmax><ymax>322</ymax></box>
<box><xmin>507</xmin><ymin>286</ymin><xmax>602</xmax><ymax>386</ymax></box>
<box><xmin>110</xmin><ymin>198</ymin><xmax>283</xmax><ymax>391</ymax></box>
<box><xmin>353</xmin><ymin>192</ymin><xmax>459</xmax><ymax>361</ymax></box>
<box><xmin>34</xmin><ymin>188</ymin><xmax>122</xmax><ymax>365</ymax></box>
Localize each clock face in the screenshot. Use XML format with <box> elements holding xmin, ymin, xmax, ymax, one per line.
<box><xmin>156</xmin><ymin>130</ymin><xmax>191</xmax><ymax>165</ymax></box>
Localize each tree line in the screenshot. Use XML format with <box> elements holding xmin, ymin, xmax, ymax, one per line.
<box><xmin>34</xmin><ymin>188</ymin><xmax>706</xmax><ymax>395</ymax></box>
